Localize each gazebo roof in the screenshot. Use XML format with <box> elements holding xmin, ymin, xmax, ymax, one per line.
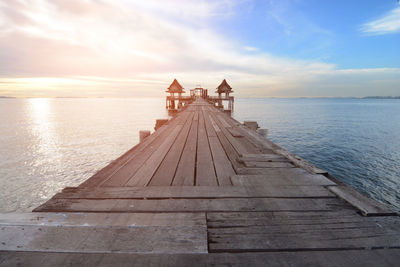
<box><xmin>166</xmin><ymin>79</ymin><xmax>185</xmax><ymax>93</ymax></box>
<box><xmin>216</xmin><ymin>79</ymin><xmax>233</xmax><ymax>93</ymax></box>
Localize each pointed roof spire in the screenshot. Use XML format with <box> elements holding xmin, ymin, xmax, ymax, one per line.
<box><xmin>166</xmin><ymin>79</ymin><xmax>185</xmax><ymax>93</ymax></box>
<box><xmin>216</xmin><ymin>79</ymin><xmax>233</xmax><ymax>94</ymax></box>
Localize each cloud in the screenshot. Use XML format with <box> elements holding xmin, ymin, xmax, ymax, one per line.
<box><xmin>243</xmin><ymin>46</ymin><xmax>258</xmax><ymax>52</ymax></box>
<box><xmin>282</xmin><ymin>68</ymin><xmax>400</xmax><ymax>97</ymax></box>
<box><xmin>0</xmin><ymin>1</ymin><xmax>333</xmax><ymax>87</ymax></box>
<box><xmin>361</xmin><ymin>6</ymin><xmax>400</xmax><ymax>35</ymax></box>
<box><xmin>0</xmin><ymin>0</ymin><xmax>399</xmax><ymax>98</ymax></box>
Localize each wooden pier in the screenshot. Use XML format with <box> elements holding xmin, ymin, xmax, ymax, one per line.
<box><xmin>1</xmin><ymin>93</ymin><xmax>400</xmax><ymax>265</ymax></box>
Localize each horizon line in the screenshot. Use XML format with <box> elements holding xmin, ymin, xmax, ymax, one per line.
<box><xmin>1</xmin><ymin>96</ymin><xmax>399</xmax><ymax>99</ymax></box>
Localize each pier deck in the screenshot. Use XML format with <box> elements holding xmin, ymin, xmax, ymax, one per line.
<box><xmin>1</xmin><ymin>98</ymin><xmax>399</xmax><ymax>266</ymax></box>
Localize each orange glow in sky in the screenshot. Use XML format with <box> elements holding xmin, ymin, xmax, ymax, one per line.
<box><xmin>0</xmin><ymin>0</ymin><xmax>399</xmax><ymax>97</ymax></box>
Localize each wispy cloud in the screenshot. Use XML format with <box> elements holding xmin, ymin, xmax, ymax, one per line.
<box><xmin>243</xmin><ymin>46</ymin><xmax>259</xmax><ymax>52</ymax></box>
<box><xmin>0</xmin><ymin>0</ymin><xmax>336</xmax><ymax>96</ymax></box>
<box><xmin>0</xmin><ymin>0</ymin><xmax>399</xmax><ymax>97</ymax></box>
<box><xmin>361</xmin><ymin>6</ymin><xmax>400</xmax><ymax>35</ymax></box>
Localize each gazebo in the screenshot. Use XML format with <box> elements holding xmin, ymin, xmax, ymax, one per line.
<box><xmin>216</xmin><ymin>79</ymin><xmax>233</xmax><ymax>98</ymax></box>
<box><xmin>190</xmin><ymin>87</ymin><xmax>208</xmax><ymax>98</ymax></box>
<box><xmin>213</xmin><ymin>79</ymin><xmax>234</xmax><ymax>111</ymax></box>
<box><xmin>166</xmin><ymin>79</ymin><xmax>185</xmax><ymax>110</ymax></box>
<box><xmin>166</xmin><ymin>79</ymin><xmax>185</xmax><ymax>96</ymax></box>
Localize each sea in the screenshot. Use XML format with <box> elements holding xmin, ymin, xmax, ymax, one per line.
<box><xmin>0</xmin><ymin>97</ymin><xmax>399</xmax><ymax>213</ymax></box>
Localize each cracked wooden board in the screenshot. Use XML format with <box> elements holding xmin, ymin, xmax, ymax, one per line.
<box><xmin>208</xmin><ymin>211</ymin><xmax>400</xmax><ymax>251</ymax></box>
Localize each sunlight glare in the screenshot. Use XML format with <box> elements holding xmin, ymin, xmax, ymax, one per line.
<box><xmin>28</xmin><ymin>98</ymin><xmax>61</xmax><ymax>168</ymax></box>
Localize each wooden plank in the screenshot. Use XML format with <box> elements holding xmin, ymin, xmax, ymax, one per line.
<box><xmin>2</xmin><ymin>250</ymin><xmax>400</xmax><ymax>267</ymax></box>
<box><xmin>208</xmin><ymin>210</ymin><xmax>400</xmax><ymax>228</ymax></box>
<box><xmin>0</xmin><ymin>224</ymin><xmax>207</xmax><ymax>254</ymax></box>
<box><xmin>0</xmin><ymin>212</ymin><xmax>205</xmax><ymax>227</ymax></box>
<box><xmin>208</xmin><ymin>212</ymin><xmax>400</xmax><ymax>252</ymax></box>
<box><xmin>214</xmin><ymin>110</ymin><xmax>270</xmax><ymax>154</ymax></box>
<box><xmin>203</xmin><ymin>109</ymin><xmax>234</xmax><ymax>185</ymax></box>
<box><xmin>207</xmin><ymin>210</ymin><xmax>360</xmax><ymax>227</ymax></box>
<box><xmin>208</xmin><ymin>112</ymin><xmax>221</xmax><ymax>133</ymax></box>
<box><xmin>207</xmin><ymin>113</ymin><xmax>244</xmax><ymax>173</ymax></box>
<box><xmin>125</xmin><ymin>122</ymin><xmax>186</xmax><ymax>186</ymax></box>
<box><xmin>100</xmin><ymin>112</ymin><xmax>189</xmax><ymax>187</ymax></box>
<box><xmin>78</xmin><ymin>114</ymin><xmax>174</xmax><ymax>188</ymax></box>
<box><xmin>196</xmin><ymin>109</ymin><xmax>218</xmax><ymax>186</ymax></box>
<box><xmin>202</xmin><ymin>107</ymin><xmax>217</xmax><ymax>138</ymax></box>
<box><xmin>237</xmin><ymin>167</ymin><xmax>301</xmax><ymax>174</ymax></box>
<box><xmin>214</xmin><ymin>112</ymin><xmax>273</xmax><ymax>155</ymax></box>
<box><xmin>172</xmin><ymin>112</ymin><xmax>199</xmax><ymax>186</ymax></box>
<box><xmin>239</xmin><ymin>153</ymin><xmax>290</xmax><ymax>162</ymax></box>
<box><xmin>207</xmin><ymin>212</ymin><xmax>400</xmax><ymax>230</ymax></box>
<box><xmin>242</xmin><ymin>161</ymin><xmax>295</xmax><ymax>168</ymax></box>
<box><xmin>276</xmin><ymin>148</ymin><xmax>328</xmax><ymax>174</ymax></box>
<box><xmin>33</xmin><ymin>198</ymin><xmax>353</xmax><ymax>213</ymax></box>
<box><xmin>328</xmin><ymin>185</ymin><xmax>397</xmax><ymax>216</ymax></box>
<box><xmin>209</xmin><ymin>231</ymin><xmax>400</xmax><ymax>251</ymax></box>
<box><xmin>208</xmin><ymin>136</ymin><xmax>234</xmax><ymax>185</ymax></box>
<box><xmin>52</xmin><ymin>185</ymin><xmax>335</xmax><ymax>199</ymax></box>
<box><xmin>209</xmin><ymin>111</ymin><xmax>259</xmax><ymax>155</ymax></box>
<box><xmin>231</xmin><ymin>170</ymin><xmax>336</xmax><ymax>186</ymax></box>
<box><xmin>149</xmin><ymin>112</ymin><xmax>195</xmax><ymax>186</ymax></box>
<box><xmin>236</xmin><ymin>123</ymin><xmax>277</xmax><ymax>151</ymax></box>
<box><xmin>217</xmin><ymin>114</ymin><xmax>232</xmax><ymax>128</ymax></box>
<box><xmin>227</xmin><ymin>127</ymin><xmax>243</xmax><ymax>137</ymax></box>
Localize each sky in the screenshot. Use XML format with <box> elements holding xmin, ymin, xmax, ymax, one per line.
<box><xmin>0</xmin><ymin>0</ymin><xmax>399</xmax><ymax>97</ymax></box>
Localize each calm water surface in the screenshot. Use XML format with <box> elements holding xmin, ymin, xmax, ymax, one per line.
<box><xmin>234</xmin><ymin>98</ymin><xmax>400</xmax><ymax>212</ymax></box>
<box><xmin>0</xmin><ymin>98</ymin><xmax>399</xmax><ymax>212</ymax></box>
<box><xmin>0</xmin><ymin>98</ymin><xmax>168</xmax><ymax>212</ymax></box>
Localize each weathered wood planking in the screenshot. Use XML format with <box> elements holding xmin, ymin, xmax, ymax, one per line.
<box><xmin>208</xmin><ymin>211</ymin><xmax>400</xmax><ymax>252</ymax></box>
<box><xmin>216</xmin><ymin>114</ymin><xmax>232</xmax><ymax>128</ymax></box>
<box><xmin>51</xmin><ymin>185</ymin><xmax>335</xmax><ymax>199</ymax></box>
<box><xmin>124</xmin><ymin>111</ymin><xmax>193</xmax><ymax>186</ymax></box>
<box><xmin>209</xmin><ymin>110</ymin><xmax>259</xmax><ymax>156</ymax></box>
<box><xmin>149</xmin><ymin>112</ymin><xmax>195</xmax><ymax>186</ymax></box>
<box><xmin>208</xmin><ymin>112</ymin><xmax>244</xmax><ymax>172</ymax></box>
<box><xmin>328</xmin><ymin>185</ymin><xmax>397</xmax><ymax>216</ymax></box>
<box><xmin>242</xmin><ymin>161</ymin><xmax>295</xmax><ymax>168</ymax></box>
<box><xmin>226</xmin><ymin>127</ymin><xmax>244</xmax><ymax>137</ymax></box>
<box><xmin>78</xmin><ymin>114</ymin><xmax>174</xmax><ymax>188</ymax></box>
<box><xmin>100</xmin><ymin>112</ymin><xmax>189</xmax><ymax>187</ymax></box>
<box><xmin>196</xmin><ymin>108</ymin><xmax>218</xmax><ymax>186</ymax></box>
<box><xmin>0</xmin><ymin>225</ymin><xmax>207</xmax><ymax>254</ymax></box>
<box><xmin>33</xmin><ymin>197</ymin><xmax>353</xmax><ymax>213</ymax></box>
<box><xmin>276</xmin><ymin>148</ymin><xmax>328</xmax><ymax>174</ymax></box>
<box><xmin>214</xmin><ymin>109</ymin><xmax>272</xmax><ymax>153</ymax></box>
<box><xmin>125</xmin><ymin>124</ymin><xmax>185</xmax><ymax>186</ymax></box>
<box><xmin>207</xmin><ymin>210</ymin><xmax>360</xmax><ymax>226</ymax></box>
<box><xmin>203</xmin><ymin>108</ymin><xmax>234</xmax><ymax>185</ymax></box>
<box><xmin>236</xmin><ymin>122</ymin><xmax>328</xmax><ymax>174</ymax></box>
<box><xmin>235</xmin><ymin>123</ymin><xmax>276</xmax><ymax>153</ymax></box>
<box><xmin>1</xmin><ymin>212</ymin><xmax>208</xmax><ymax>255</ymax></box>
<box><xmin>239</xmin><ymin>153</ymin><xmax>290</xmax><ymax>162</ymax></box>
<box><xmin>2</xmin><ymin>250</ymin><xmax>400</xmax><ymax>267</ymax></box>
<box><xmin>172</xmin><ymin>112</ymin><xmax>199</xmax><ymax>186</ymax></box>
<box><xmin>231</xmin><ymin>169</ymin><xmax>336</xmax><ymax>186</ymax></box>
<box><xmin>0</xmin><ymin>212</ymin><xmax>205</xmax><ymax>227</ymax></box>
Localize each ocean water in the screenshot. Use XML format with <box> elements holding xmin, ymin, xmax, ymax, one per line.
<box><xmin>0</xmin><ymin>98</ymin><xmax>399</xmax><ymax>212</ymax></box>
<box><xmin>0</xmin><ymin>98</ymin><xmax>169</xmax><ymax>212</ymax></box>
<box><xmin>234</xmin><ymin>98</ymin><xmax>400</xmax><ymax>212</ymax></box>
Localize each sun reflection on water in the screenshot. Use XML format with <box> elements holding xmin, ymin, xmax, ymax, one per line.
<box><xmin>27</xmin><ymin>98</ymin><xmax>61</xmax><ymax>176</ymax></box>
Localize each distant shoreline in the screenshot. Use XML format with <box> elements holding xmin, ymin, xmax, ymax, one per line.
<box><xmin>362</xmin><ymin>96</ymin><xmax>400</xmax><ymax>99</ymax></box>
<box><xmin>1</xmin><ymin>96</ymin><xmax>399</xmax><ymax>99</ymax></box>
